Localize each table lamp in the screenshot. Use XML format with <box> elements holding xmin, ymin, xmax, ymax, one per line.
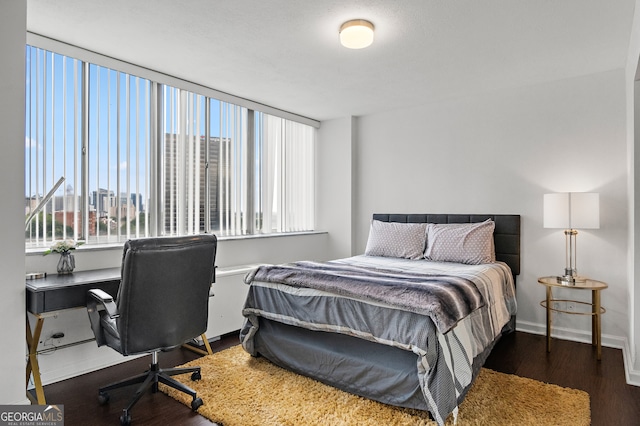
<box><xmin>543</xmin><ymin>192</ymin><xmax>599</xmax><ymax>284</ymax></box>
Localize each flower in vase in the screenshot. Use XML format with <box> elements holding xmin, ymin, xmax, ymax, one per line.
<box><xmin>43</xmin><ymin>239</ymin><xmax>84</xmax><ymax>255</ymax></box>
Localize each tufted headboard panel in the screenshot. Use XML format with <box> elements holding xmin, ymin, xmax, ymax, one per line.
<box><xmin>371</xmin><ymin>214</ymin><xmax>521</xmax><ymax>277</ymax></box>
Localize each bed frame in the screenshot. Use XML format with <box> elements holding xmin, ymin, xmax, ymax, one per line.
<box><xmin>247</xmin><ymin>213</ymin><xmax>521</xmax><ymax>415</ymax></box>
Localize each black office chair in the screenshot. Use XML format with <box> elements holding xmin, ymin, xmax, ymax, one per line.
<box><xmin>87</xmin><ymin>234</ymin><xmax>217</xmax><ymax>426</ymax></box>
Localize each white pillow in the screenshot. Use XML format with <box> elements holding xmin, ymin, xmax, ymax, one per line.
<box><xmin>364</xmin><ymin>220</ymin><xmax>427</xmax><ymax>260</ymax></box>
<box><xmin>424</xmin><ymin>219</ymin><xmax>495</xmax><ymax>265</ymax></box>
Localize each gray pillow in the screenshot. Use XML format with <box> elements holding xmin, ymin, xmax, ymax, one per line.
<box><xmin>364</xmin><ymin>220</ymin><xmax>427</xmax><ymax>260</ymax></box>
<box><xmin>424</xmin><ymin>219</ymin><xmax>496</xmax><ymax>265</ymax></box>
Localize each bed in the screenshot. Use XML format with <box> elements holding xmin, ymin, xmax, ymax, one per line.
<box><xmin>240</xmin><ymin>214</ymin><xmax>520</xmax><ymax>425</ymax></box>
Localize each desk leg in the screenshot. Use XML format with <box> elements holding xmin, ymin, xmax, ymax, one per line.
<box><xmin>26</xmin><ymin>315</ymin><xmax>46</xmax><ymax>404</ymax></box>
<box><xmin>593</xmin><ymin>289</ymin><xmax>602</xmax><ymax>361</ymax></box>
<box><xmin>201</xmin><ymin>333</ymin><xmax>214</xmax><ymax>356</ymax></box>
<box><xmin>182</xmin><ymin>333</ymin><xmax>214</xmax><ymax>356</ymax></box>
<box><xmin>546</xmin><ymin>286</ymin><xmax>552</xmax><ymax>353</ymax></box>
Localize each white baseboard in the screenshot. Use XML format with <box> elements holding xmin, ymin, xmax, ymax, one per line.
<box><xmin>516</xmin><ymin>319</ymin><xmax>624</xmax><ymax>348</ymax></box>
<box><xmin>622</xmin><ymin>339</ymin><xmax>640</xmax><ymax>386</ymax></box>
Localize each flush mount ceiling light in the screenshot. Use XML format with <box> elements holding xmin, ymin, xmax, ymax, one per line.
<box><xmin>339</xmin><ymin>19</ymin><xmax>375</xmax><ymax>49</ymax></box>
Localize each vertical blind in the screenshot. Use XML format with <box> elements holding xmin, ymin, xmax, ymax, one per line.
<box><xmin>256</xmin><ymin>113</ymin><xmax>315</xmax><ymax>233</ymax></box>
<box><xmin>25</xmin><ymin>44</ymin><xmax>315</xmax><ymax>249</ymax></box>
<box><xmin>25</xmin><ymin>47</ymin><xmax>83</xmax><ymax>246</ymax></box>
<box><xmin>161</xmin><ymin>86</ymin><xmax>206</xmax><ymax>236</ymax></box>
<box><xmin>88</xmin><ymin>64</ymin><xmax>151</xmax><ymax>243</ymax></box>
<box><xmin>215</xmin><ymin>101</ymin><xmax>249</xmax><ymax>236</ymax></box>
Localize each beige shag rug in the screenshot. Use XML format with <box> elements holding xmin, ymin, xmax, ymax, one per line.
<box><xmin>162</xmin><ymin>345</ymin><xmax>590</xmax><ymax>426</ymax></box>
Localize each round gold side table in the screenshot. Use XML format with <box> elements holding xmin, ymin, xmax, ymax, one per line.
<box><xmin>538</xmin><ymin>276</ymin><xmax>607</xmax><ymax>360</ymax></box>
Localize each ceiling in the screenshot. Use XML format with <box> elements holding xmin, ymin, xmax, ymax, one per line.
<box><xmin>27</xmin><ymin>0</ymin><xmax>636</xmax><ymax>122</ymax></box>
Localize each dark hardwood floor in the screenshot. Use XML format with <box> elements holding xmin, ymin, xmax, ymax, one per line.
<box><xmin>42</xmin><ymin>331</ymin><xmax>640</xmax><ymax>425</ymax></box>
<box><xmin>484</xmin><ymin>331</ymin><xmax>640</xmax><ymax>426</ymax></box>
<box><xmin>41</xmin><ymin>336</ymin><xmax>237</xmax><ymax>426</ymax></box>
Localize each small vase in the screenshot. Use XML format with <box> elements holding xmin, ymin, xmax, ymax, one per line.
<box><xmin>57</xmin><ymin>251</ymin><xmax>75</xmax><ymax>275</ymax></box>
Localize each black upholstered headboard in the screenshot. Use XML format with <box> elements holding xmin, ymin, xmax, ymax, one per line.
<box><xmin>372</xmin><ymin>214</ymin><xmax>521</xmax><ymax>277</ymax></box>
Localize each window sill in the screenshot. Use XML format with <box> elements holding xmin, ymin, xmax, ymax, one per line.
<box><xmin>25</xmin><ymin>230</ymin><xmax>327</xmax><ymax>256</ymax></box>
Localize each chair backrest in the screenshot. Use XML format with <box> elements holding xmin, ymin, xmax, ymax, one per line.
<box><xmin>115</xmin><ymin>234</ymin><xmax>217</xmax><ymax>355</ymax></box>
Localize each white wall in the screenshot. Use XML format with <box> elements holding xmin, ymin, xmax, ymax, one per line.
<box><xmin>626</xmin><ymin>0</ymin><xmax>640</xmax><ymax>384</ymax></box>
<box><xmin>0</xmin><ymin>0</ymin><xmax>28</xmax><ymax>404</ymax></box>
<box><xmin>352</xmin><ymin>70</ymin><xmax>629</xmax><ymax>351</ymax></box>
<box><xmin>631</xmin><ymin>79</ymin><xmax>640</xmax><ymax>382</ymax></box>
<box><xmin>317</xmin><ymin>116</ymin><xmax>356</xmax><ymax>258</ymax></box>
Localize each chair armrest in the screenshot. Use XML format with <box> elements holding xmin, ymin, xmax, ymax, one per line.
<box><xmin>88</xmin><ymin>288</ymin><xmax>119</xmax><ymax>319</ymax></box>
<box><xmin>87</xmin><ymin>288</ymin><xmax>119</xmax><ymax>347</ymax></box>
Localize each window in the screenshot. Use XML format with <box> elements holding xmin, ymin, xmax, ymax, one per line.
<box><xmin>255</xmin><ymin>113</ymin><xmax>315</xmax><ymax>233</ymax></box>
<box><xmin>160</xmin><ymin>86</ymin><xmax>209</xmax><ymax>236</ymax></box>
<box><xmin>25</xmin><ymin>47</ymin><xmax>83</xmax><ymax>246</ymax></box>
<box><xmin>87</xmin><ymin>64</ymin><xmax>151</xmax><ymax>243</ymax></box>
<box><xmin>207</xmin><ymin>99</ymin><xmax>250</xmax><ymax>236</ymax></box>
<box><xmin>25</xmin><ymin>44</ymin><xmax>316</xmax><ymax>249</ymax></box>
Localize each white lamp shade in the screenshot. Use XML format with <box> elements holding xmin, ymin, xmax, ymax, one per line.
<box><xmin>340</xmin><ymin>20</ymin><xmax>374</xmax><ymax>49</ymax></box>
<box><xmin>543</xmin><ymin>192</ymin><xmax>599</xmax><ymax>229</ymax></box>
<box><xmin>543</xmin><ymin>193</ymin><xmax>569</xmax><ymax>228</ymax></box>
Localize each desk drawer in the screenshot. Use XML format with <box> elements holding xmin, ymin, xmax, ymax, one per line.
<box><xmin>27</xmin><ymin>280</ymin><xmax>120</xmax><ymax>314</ymax></box>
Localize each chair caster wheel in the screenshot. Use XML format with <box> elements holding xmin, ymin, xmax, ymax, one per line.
<box><xmin>191</xmin><ymin>371</ymin><xmax>201</xmax><ymax>381</ymax></box>
<box><xmin>98</xmin><ymin>392</ymin><xmax>110</xmax><ymax>405</ymax></box>
<box><xmin>191</xmin><ymin>397</ymin><xmax>203</xmax><ymax>411</ymax></box>
<box><xmin>119</xmin><ymin>413</ymin><xmax>131</xmax><ymax>426</ymax></box>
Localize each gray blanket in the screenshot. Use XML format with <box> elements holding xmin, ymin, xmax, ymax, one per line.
<box><xmin>244</xmin><ymin>260</ymin><xmax>485</xmax><ymax>333</ymax></box>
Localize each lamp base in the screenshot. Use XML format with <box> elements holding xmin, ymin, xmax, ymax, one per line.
<box><xmin>555</xmin><ymin>275</ymin><xmax>587</xmax><ymax>285</ymax></box>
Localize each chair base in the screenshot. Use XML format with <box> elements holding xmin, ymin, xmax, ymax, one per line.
<box><xmin>98</xmin><ymin>352</ymin><xmax>203</xmax><ymax>425</ymax></box>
